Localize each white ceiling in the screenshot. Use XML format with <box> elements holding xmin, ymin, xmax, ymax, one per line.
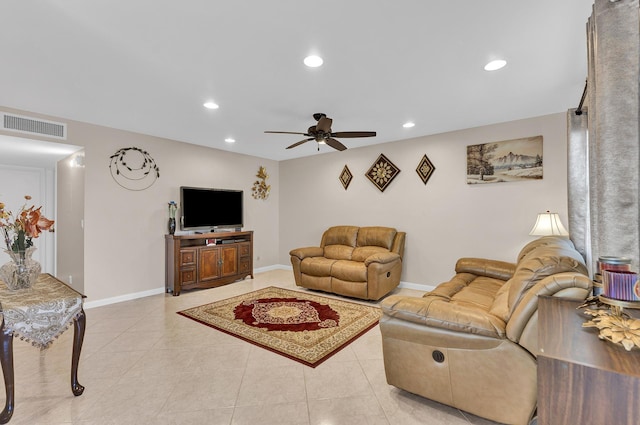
<box><xmin>0</xmin><ymin>1</ymin><xmax>593</xmax><ymax>162</ymax></box>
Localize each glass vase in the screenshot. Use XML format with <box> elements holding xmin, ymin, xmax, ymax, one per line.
<box><xmin>0</xmin><ymin>247</ymin><xmax>41</xmax><ymax>290</ymax></box>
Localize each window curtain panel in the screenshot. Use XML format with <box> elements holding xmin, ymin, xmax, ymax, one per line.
<box><xmin>568</xmin><ymin>0</ymin><xmax>640</xmax><ymax>273</ymax></box>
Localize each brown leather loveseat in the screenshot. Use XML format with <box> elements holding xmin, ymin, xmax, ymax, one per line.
<box><xmin>290</xmin><ymin>226</ymin><xmax>406</xmax><ymax>300</ymax></box>
<box><xmin>379</xmin><ymin>236</ymin><xmax>591</xmax><ymax>425</ymax></box>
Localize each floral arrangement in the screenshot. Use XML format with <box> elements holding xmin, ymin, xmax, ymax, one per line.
<box><xmin>0</xmin><ymin>195</ymin><xmax>55</xmax><ymax>255</ymax></box>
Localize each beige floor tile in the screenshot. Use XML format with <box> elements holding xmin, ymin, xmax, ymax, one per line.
<box><xmin>308</xmin><ymin>395</ymin><xmax>389</xmax><ymax>425</ymax></box>
<box><xmin>235</xmin><ymin>363</ymin><xmax>306</xmax><ymax>406</ymax></box>
<box><xmin>304</xmin><ymin>360</ymin><xmax>375</xmax><ymax>400</ymax></box>
<box><xmin>231</xmin><ymin>401</ymin><xmax>310</xmax><ymax>425</ymax></box>
<box><xmin>0</xmin><ymin>269</ymin><xmax>502</xmax><ymax>424</ymax></box>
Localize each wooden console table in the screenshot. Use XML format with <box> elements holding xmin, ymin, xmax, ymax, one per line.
<box><xmin>537</xmin><ymin>296</ymin><xmax>640</xmax><ymax>425</ymax></box>
<box><xmin>0</xmin><ymin>274</ymin><xmax>86</xmax><ymax>424</ymax></box>
<box><xmin>165</xmin><ymin>230</ymin><xmax>253</xmax><ymax>296</ymax></box>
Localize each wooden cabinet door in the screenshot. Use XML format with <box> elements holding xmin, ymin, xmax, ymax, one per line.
<box><xmin>199</xmin><ymin>247</ymin><xmax>221</xmax><ymax>282</ymax></box>
<box><xmin>220</xmin><ymin>246</ymin><xmax>238</xmax><ymax>277</ymax></box>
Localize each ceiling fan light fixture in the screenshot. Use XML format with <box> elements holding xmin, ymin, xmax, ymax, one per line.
<box><xmin>304</xmin><ymin>55</ymin><xmax>323</xmax><ymax>68</ymax></box>
<box><xmin>203</xmin><ymin>101</ymin><xmax>219</xmax><ymax>109</ymax></box>
<box><xmin>484</xmin><ymin>59</ymin><xmax>507</xmax><ymax>71</ymax></box>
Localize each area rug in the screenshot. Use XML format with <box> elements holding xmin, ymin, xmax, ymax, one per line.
<box><xmin>177</xmin><ymin>286</ymin><xmax>382</xmax><ymax>367</ymax></box>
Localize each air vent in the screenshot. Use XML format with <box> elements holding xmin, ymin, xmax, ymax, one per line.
<box><xmin>1</xmin><ymin>112</ymin><xmax>67</xmax><ymax>140</ymax></box>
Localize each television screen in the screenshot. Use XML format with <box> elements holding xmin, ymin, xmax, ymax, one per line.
<box><xmin>180</xmin><ymin>187</ymin><xmax>243</xmax><ymax>231</ymax></box>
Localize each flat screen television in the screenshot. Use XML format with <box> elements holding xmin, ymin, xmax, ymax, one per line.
<box><xmin>180</xmin><ymin>186</ymin><xmax>243</xmax><ymax>231</ymax></box>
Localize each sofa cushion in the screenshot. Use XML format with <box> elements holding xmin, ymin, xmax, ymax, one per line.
<box><xmin>324</xmin><ymin>245</ymin><xmax>354</xmax><ymax>260</ymax></box>
<box><xmin>300</xmin><ymin>257</ymin><xmax>336</xmax><ymax>277</ymax></box>
<box><xmin>356</xmin><ymin>226</ymin><xmax>397</xmax><ymax>250</ymax></box>
<box><xmin>428</xmin><ymin>273</ymin><xmax>506</xmax><ymax>312</ymax></box>
<box><xmin>352</xmin><ymin>246</ymin><xmax>390</xmax><ymax>262</ymax></box>
<box><xmin>331</xmin><ymin>260</ymin><xmax>367</xmax><ymax>282</ymax></box>
<box><xmin>321</xmin><ymin>226</ymin><xmax>359</xmax><ymax>248</ymax></box>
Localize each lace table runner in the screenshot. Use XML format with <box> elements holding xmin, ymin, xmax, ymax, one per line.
<box><xmin>0</xmin><ymin>274</ymin><xmax>84</xmax><ymax>349</ymax></box>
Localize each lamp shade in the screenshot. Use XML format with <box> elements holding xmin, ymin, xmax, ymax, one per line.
<box><xmin>529</xmin><ymin>211</ymin><xmax>569</xmax><ymax>236</ymax></box>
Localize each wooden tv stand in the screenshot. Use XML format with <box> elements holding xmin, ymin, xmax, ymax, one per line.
<box><xmin>165</xmin><ymin>230</ymin><xmax>253</xmax><ymax>296</ymax></box>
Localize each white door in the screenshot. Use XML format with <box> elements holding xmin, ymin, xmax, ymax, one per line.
<box><xmin>0</xmin><ymin>165</ymin><xmax>55</xmax><ymax>273</ymax></box>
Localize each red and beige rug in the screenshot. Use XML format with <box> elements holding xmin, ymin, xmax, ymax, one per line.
<box><xmin>178</xmin><ymin>286</ymin><xmax>382</xmax><ymax>367</ymax></box>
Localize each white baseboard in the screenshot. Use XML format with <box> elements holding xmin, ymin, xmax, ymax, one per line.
<box><xmin>84</xmin><ymin>287</ymin><xmax>166</xmax><ymax>309</ymax></box>
<box><xmin>83</xmin><ymin>264</ymin><xmax>435</xmax><ymax>309</ymax></box>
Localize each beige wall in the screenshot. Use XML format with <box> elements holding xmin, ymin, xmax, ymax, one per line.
<box><xmin>1</xmin><ymin>106</ymin><xmax>569</xmax><ymax>301</ymax></box>
<box><xmin>56</xmin><ymin>149</ymin><xmax>85</xmax><ymax>293</ymax></box>
<box><xmin>1</xmin><ymin>106</ymin><xmax>280</xmax><ymax>303</ymax></box>
<box><xmin>279</xmin><ymin>113</ymin><xmax>569</xmax><ymax>288</ymax></box>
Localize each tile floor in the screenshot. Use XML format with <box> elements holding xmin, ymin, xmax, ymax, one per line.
<box><xmin>4</xmin><ymin>269</ymin><xmax>502</xmax><ymax>425</ymax></box>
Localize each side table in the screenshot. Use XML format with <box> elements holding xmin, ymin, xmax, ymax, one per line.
<box><xmin>537</xmin><ymin>296</ymin><xmax>640</xmax><ymax>425</ymax></box>
<box><xmin>0</xmin><ymin>273</ymin><xmax>86</xmax><ymax>424</ymax></box>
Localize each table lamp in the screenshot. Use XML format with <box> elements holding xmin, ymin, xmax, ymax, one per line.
<box><xmin>529</xmin><ymin>211</ymin><xmax>569</xmax><ymax>236</ymax></box>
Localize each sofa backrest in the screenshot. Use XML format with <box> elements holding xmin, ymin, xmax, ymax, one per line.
<box><xmin>320</xmin><ymin>225</ymin><xmax>403</xmax><ymax>261</ymax></box>
<box><xmin>508</xmin><ymin>239</ymin><xmax>588</xmax><ymax>315</ymax></box>
<box><xmin>357</xmin><ymin>227</ymin><xmax>397</xmax><ymax>250</ymax></box>
<box><xmin>490</xmin><ymin>236</ymin><xmax>588</xmax><ymax>322</ymax></box>
<box><xmin>321</xmin><ymin>226</ymin><xmax>359</xmax><ymax>260</ymax></box>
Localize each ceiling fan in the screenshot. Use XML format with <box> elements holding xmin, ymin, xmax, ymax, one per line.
<box><xmin>265</xmin><ymin>113</ymin><xmax>376</xmax><ymax>151</ymax></box>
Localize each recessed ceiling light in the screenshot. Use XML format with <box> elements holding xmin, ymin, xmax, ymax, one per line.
<box><xmin>203</xmin><ymin>101</ymin><xmax>219</xmax><ymax>109</ymax></box>
<box><xmin>484</xmin><ymin>59</ymin><xmax>507</xmax><ymax>71</ymax></box>
<box><xmin>224</xmin><ymin>138</ymin><xmax>235</xmax><ymax>143</ymax></box>
<box><xmin>403</xmin><ymin>122</ymin><xmax>415</xmax><ymax>128</ymax></box>
<box><xmin>304</xmin><ymin>55</ymin><xmax>323</xmax><ymax>68</ymax></box>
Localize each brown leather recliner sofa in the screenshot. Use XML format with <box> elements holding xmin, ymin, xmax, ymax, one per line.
<box><xmin>290</xmin><ymin>226</ymin><xmax>405</xmax><ymax>301</ymax></box>
<box><xmin>379</xmin><ymin>236</ymin><xmax>591</xmax><ymax>425</ymax></box>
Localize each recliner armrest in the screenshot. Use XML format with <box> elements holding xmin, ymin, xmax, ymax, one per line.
<box><xmin>455</xmin><ymin>258</ymin><xmax>516</xmax><ymax>281</ymax></box>
<box><xmin>364</xmin><ymin>252</ymin><xmax>401</xmax><ymax>266</ymax></box>
<box><xmin>289</xmin><ymin>246</ymin><xmax>324</xmax><ymax>260</ymax></box>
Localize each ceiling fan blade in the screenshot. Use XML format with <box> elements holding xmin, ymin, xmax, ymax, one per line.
<box><xmin>325</xmin><ymin>138</ymin><xmax>347</xmax><ymax>151</ymax></box>
<box><xmin>265</xmin><ymin>131</ymin><xmax>307</xmax><ymax>135</ymax></box>
<box><xmin>330</xmin><ymin>131</ymin><xmax>376</xmax><ymax>138</ymax></box>
<box><xmin>286</xmin><ymin>138</ymin><xmax>314</xmax><ymax>149</ymax></box>
<box><xmin>316</xmin><ymin>117</ymin><xmax>333</xmax><ymax>133</ymax></box>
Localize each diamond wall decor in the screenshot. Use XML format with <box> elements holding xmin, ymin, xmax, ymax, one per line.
<box><xmin>365</xmin><ymin>154</ymin><xmax>400</xmax><ymax>192</ymax></box>
<box><xmin>339</xmin><ymin>165</ymin><xmax>353</xmax><ymax>190</ymax></box>
<box><xmin>416</xmin><ymin>154</ymin><xmax>436</xmax><ymax>185</ymax></box>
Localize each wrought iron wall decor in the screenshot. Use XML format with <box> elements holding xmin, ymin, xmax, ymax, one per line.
<box><xmin>109</xmin><ymin>147</ymin><xmax>160</xmax><ymax>191</ymax></box>
<box><xmin>365</xmin><ymin>154</ymin><xmax>400</xmax><ymax>192</ymax></box>
<box><xmin>339</xmin><ymin>165</ymin><xmax>353</xmax><ymax>190</ymax></box>
<box><xmin>416</xmin><ymin>154</ymin><xmax>435</xmax><ymax>185</ymax></box>
<box><xmin>251</xmin><ymin>166</ymin><xmax>271</xmax><ymax>200</ymax></box>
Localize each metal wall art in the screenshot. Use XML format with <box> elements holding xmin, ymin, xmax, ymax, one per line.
<box><xmin>109</xmin><ymin>147</ymin><xmax>160</xmax><ymax>191</ymax></box>
<box><xmin>416</xmin><ymin>154</ymin><xmax>435</xmax><ymax>185</ymax></box>
<box><xmin>366</xmin><ymin>154</ymin><xmax>400</xmax><ymax>192</ymax></box>
<box><xmin>466</xmin><ymin>135</ymin><xmax>543</xmax><ymax>184</ymax></box>
<box><xmin>251</xmin><ymin>166</ymin><xmax>271</xmax><ymax>200</ymax></box>
<box><xmin>339</xmin><ymin>165</ymin><xmax>353</xmax><ymax>190</ymax></box>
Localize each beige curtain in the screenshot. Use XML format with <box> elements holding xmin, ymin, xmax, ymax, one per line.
<box><xmin>568</xmin><ymin>0</ymin><xmax>640</xmax><ymax>273</ymax></box>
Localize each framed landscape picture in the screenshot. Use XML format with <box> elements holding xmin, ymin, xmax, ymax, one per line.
<box><xmin>466</xmin><ymin>135</ymin><xmax>543</xmax><ymax>184</ymax></box>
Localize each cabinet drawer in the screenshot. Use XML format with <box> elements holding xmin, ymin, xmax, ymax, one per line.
<box><xmin>180</xmin><ymin>249</ymin><xmax>196</xmax><ymax>266</ymax></box>
<box><xmin>238</xmin><ymin>243</ymin><xmax>250</xmax><ymax>257</ymax></box>
<box><xmin>239</xmin><ymin>257</ymin><xmax>251</xmax><ymax>274</ymax></box>
<box><xmin>180</xmin><ymin>268</ymin><xmax>196</xmax><ymax>284</ymax></box>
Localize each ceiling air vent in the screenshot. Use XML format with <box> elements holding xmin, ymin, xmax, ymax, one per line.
<box><xmin>1</xmin><ymin>112</ymin><xmax>67</xmax><ymax>140</ymax></box>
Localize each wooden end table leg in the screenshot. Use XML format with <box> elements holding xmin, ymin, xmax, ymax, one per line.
<box><xmin>71</xmin><ymin>308</ymin><xmax>85</xmax><ymax>396</ymax></box>
<box><xmin>0</xmin><ymin>318</ymin><xmax>14</xmax><ymax>424</ymax></box>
